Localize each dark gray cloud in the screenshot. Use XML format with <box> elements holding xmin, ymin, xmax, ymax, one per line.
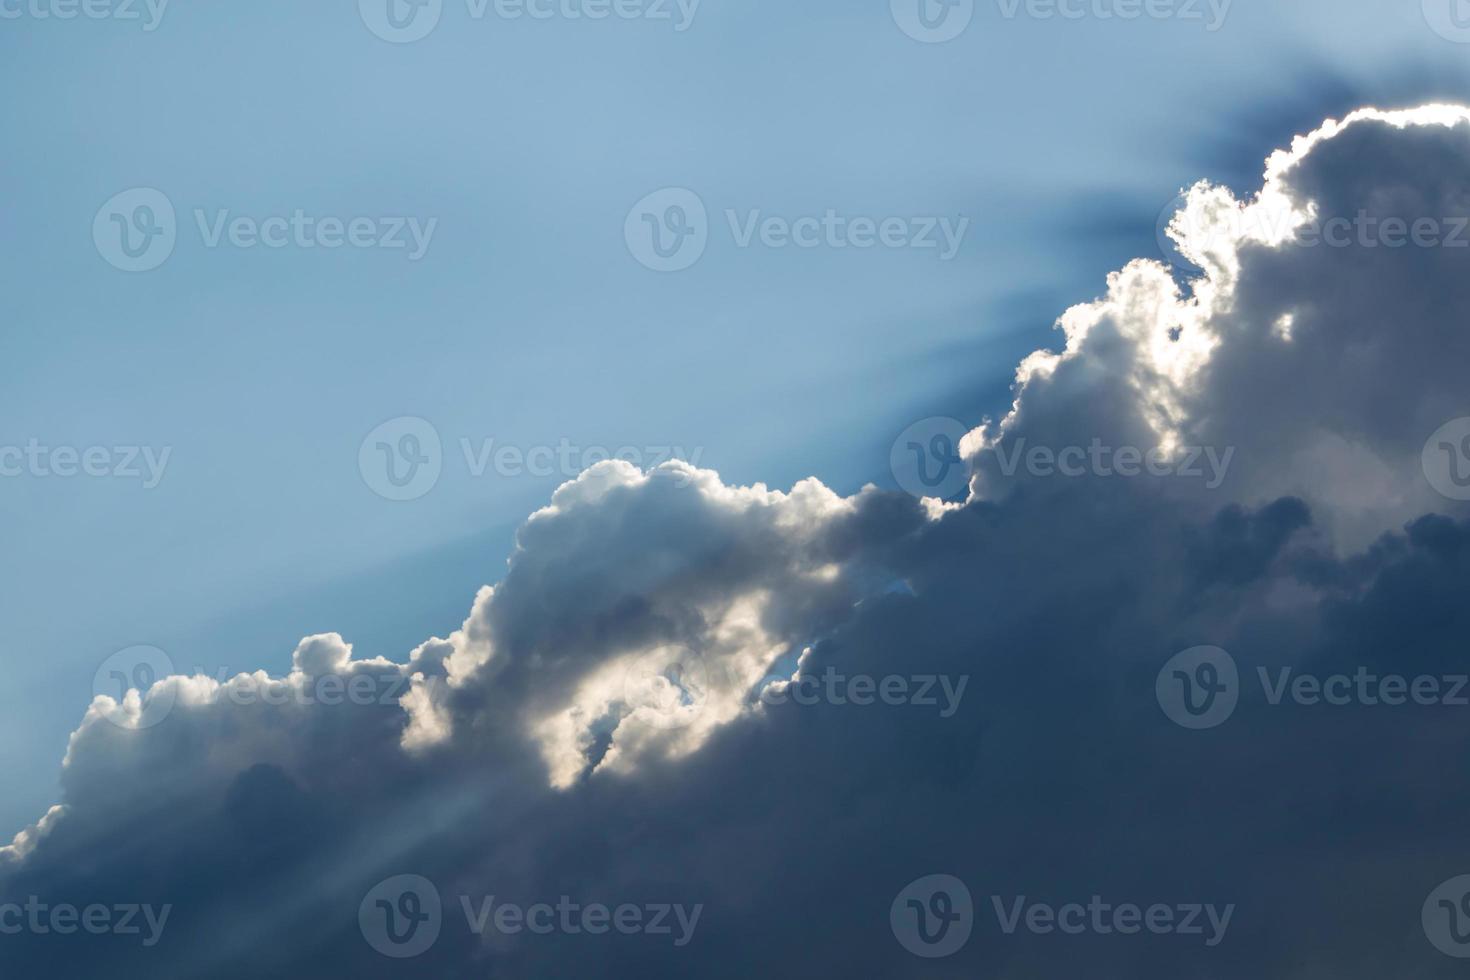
<box><xmin>7</xmin><ymin>107</ymin><xmax>1470</xmax><ymax>979</ymax></box>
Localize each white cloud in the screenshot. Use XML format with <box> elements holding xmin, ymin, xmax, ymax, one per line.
<box><xmin>9</xmin><ymin>106</ymin><xmax>1470</xmax><ymax>979</ymax></box>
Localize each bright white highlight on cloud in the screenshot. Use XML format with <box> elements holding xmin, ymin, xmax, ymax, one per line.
<box><xmin>966</xmin><ymin>105</ymin><xmax>1470</xmax><ymax>547</ymax></box>
<box><xmin>13</xmin><ymin>102</ymin><xmax>1470</xmax><ymax>830</ymax></box>
<box><xmin>8</xmin><ymin>105</ymin><xmax>1470</xmax><ymax>979</ymax></box>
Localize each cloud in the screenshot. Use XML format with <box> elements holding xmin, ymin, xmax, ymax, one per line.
<box><xmin>6</xmin><ymin>106</ymin><xmax>1470</xmax><ymax>978</ymax></box>
<box><xmin>967</xmin><ymin>106</ymin><xmax>1470</xmax><ymax>547</ymax></box>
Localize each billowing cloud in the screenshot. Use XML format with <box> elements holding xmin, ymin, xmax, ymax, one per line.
<box><xmin>7</xmin><ymin>106</ymin><xmax>1470</xmax><ymax>978</ymax></box>
<box><xmin>968</xmin><ymin>106</ymin><xmax>1470</xmax><ymax>546</ymax></box>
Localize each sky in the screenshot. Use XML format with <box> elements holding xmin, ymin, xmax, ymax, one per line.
<box><xmin>8</xmin><ymin>1</ymin><xmax>1470</xmax><ymax>977</ymax></box>
<box><xmin>4</xmin><ymin>0</ymin><xmax>1466</xmax><ymax>836</ymax></box>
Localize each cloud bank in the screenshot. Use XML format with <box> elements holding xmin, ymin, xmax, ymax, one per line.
<box><xmin>7</xmin><ymin>106</ymin><xmax>1470</xmax><ymax>978</ymax></box>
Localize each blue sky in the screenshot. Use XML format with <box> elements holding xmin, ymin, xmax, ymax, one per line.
<box><xmin>2</xmin><ymin>0</ymin><xmax>1468</xmax><ymax>837</ymax></box>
